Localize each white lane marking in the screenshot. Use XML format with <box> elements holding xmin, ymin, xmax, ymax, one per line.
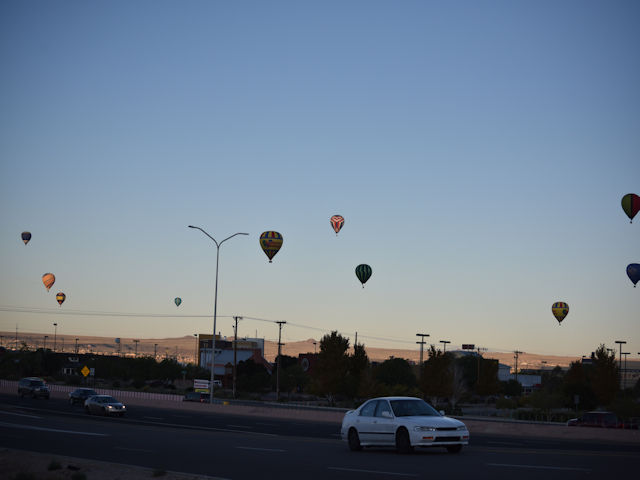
<box><xmin>227</xmin><ymin>424</ymin><xmax>252</xmax><ymax>429</ymax></box>
<box><xmin>236</xmin><ymin>446</ymin><xmax>286</xmax><ymax>452</ymax></box>
<box><xmin>328</xmin><ymin>467</ymin><xmax>418</xmax><ymax>477</ymax></box>
<box><xmin>114</xmin><ymin>446</ymin><xmax>154</xmax><ymax>453</ymax></box>
<box><xmin>0</xmin><ymin>411</ymin><xmax>42</xmax><ymax>419</ymax></box>
<box><xmin>0</xmin><ymin>421</ymin><xmax>108</xmax><ymax>436</ymax></box>
<box><xmin>487</xmin><ymin>441</ymin><xmax>524</xmax><ymax>446</ymax></box>
<box><xmin>487</xmin><ymin>463</ymin><xmax>592</xmax><ymax>472</ymax></box>
<box><xmin>143</xmin><ymin>416</ymin><xmax>163</xmax><ymax>420</ymax></box>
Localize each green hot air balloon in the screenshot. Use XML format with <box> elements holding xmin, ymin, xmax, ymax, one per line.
<box><xmin>175</xmin><ymin>297</ymin><xmax>182</xmax><ymax>307</ymax></box>
<box><xmin>355</xmin><ymin>264</ymin><xmax>372</xmax><ymax>288</ymax></box>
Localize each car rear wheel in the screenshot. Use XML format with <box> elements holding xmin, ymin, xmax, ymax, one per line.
<box><xmin>348</xmin><ymin>428</ymin><xmax>362</xmax><ymax>451</ymax></box>
<box><xmin>395</xmin><ymin>428</ymin><xmax>413</xmax><ymax>454</ymax></box>
<box><xmin>446</xmin><ymin>445</ymin><xmax>462</xmax><ymax>454</ymax></box>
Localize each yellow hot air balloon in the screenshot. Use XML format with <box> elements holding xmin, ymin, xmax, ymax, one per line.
<box><xmin>56</xmin><ymin>292</ymin><xmax>66</xmax><ymax>306</ymax></box>
<box><xmin>42</xmin><ymin>273</ymin><xmax>55</xmax><ymax>291</ymax></box>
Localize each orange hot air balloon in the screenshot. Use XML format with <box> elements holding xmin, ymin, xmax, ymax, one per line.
<box><xmin>56</xmin><ymin>292</ymin><xmax>66</xmax><ymax>306</ymax></box>
<box><xmin>42</xmin><ymin>273</ymin><xmax>55</xmax><ymax>291</ymax></box>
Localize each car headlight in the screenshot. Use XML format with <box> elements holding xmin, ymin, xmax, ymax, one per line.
<box><xmin>106</xmin><ymin>405</ymin><xmax>114</xmax><ymax>409</ymax></box>
<box><xmin>456</xmin><ymin>426</ymin><xmax>467</xmax><ymax>431</ymax></box>
<box><xmin>413</xmin><ymin>426</ymin><xmax>437</xmax><ymax>432</ymax></box>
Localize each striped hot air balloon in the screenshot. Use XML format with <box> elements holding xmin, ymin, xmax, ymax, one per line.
<box><xmin>259</xmin><ymin>231</ymin><xmax>283</xmax><ymax>263</ymax></box>
<box><xmin>175</xmin><ymin>297</ymin><xmax>182</xmax><ymax>307</ymax></box>
<box><xmin>330</xmin><ymin>215</ymin><xmax>345</xmax><ymax>235</ymax></box>
<box><xmin>56</xmin><ymin>292</ymin><xmax>66</xmax><ymax>306</ymax></box>
<box><xmin>355</xmin><ymin>264</ymin><xmax>372</xmax><ymax>288</ymax></box>
<box><xmin>42</xmin><ymin>273</ymin><xmax>55</xmax><ymax>292</ymax></box>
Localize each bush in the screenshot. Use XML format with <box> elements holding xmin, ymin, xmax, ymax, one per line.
<box><xmin>496</xmin><ymin>397</ymin><xmax>518</xmax><ymax>410</ymax></box>
<box><xmin>47</xmin><ymin>460</ymin><xmax>62</xmax><ymax>471</ymax></box>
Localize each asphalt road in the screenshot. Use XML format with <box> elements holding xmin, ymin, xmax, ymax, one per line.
<box><xmin>1</xmin><ymin>393</ymin><xmax>638</xmax><ymax>479</ymax></box>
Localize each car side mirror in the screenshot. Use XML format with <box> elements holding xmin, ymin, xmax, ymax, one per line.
<box><xmin>381</xmin><ymin>411</ymin><xmax>393</xmax><ymax>419</ymax></box>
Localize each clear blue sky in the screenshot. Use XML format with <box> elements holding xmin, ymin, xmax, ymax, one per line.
<box><xmin>1</xmin><ymin>1</ymin><xmax>638</xmax><ymax>357</ymax></box>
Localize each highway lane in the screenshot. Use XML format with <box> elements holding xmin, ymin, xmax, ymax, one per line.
<box><xmin>1</xmin><ymin>394</ymin><xmax>639</xmax><ymax>479</ymax></box>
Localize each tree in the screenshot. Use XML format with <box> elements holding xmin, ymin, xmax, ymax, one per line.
<box><xmin>348</xmin><ymin>343</ymin><xmax>370</xmax><ymax>398</ymax></box>
<box><xmin>312</xmin><ymin>331</ymin><xmax>350</xmax><ymax>402</ymax></box>
<box><xmin>563</xmin><ymin>361</ymin><xmax>596</xmax><ymax>410</ymax></box>
<box><xmin>236</xmin><ymin>359</ymin><xmax>271</xmax><ymax>393</ymax></box>
<box><xmin>374</xmin><ymin>357</ymin><xmax>417</xmax><ymax>389</ymax></box>
<box><xmin>476</xmin><ymin>358</ymin><xmax>500</xmax><ymax>396</ymax></box>
<box><xmin>420</xmin><ymin>346</ymin><xmax>452</xmax><ymax>403</ymax></box>
<box><xmin>591</xmin><ymin>344</ymin><xmax>618</xmax><ymax>406</ymax></box>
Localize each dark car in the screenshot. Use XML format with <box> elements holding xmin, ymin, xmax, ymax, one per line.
<box><xmin>18</xmin><ymin>377</ymin><xmax>50</xmax><ymax>399</ymax></box>
<box><xmin>567</xmin><ymin>411</ymin><xmax>622</xmax><ymax>428</ymax></box>
<box><xmin>84</xmin><ymin>395</ymin><xmax>126</xmax><ymax>417</ymax></box>
<box><xmin>183</xmin><ymin>392</ymin><xmax>209</xmax><ymax>403</ymax></box>
<box><xmin>68</xmin><ymin>388</ymin><xmax>98</xmax><ymax>405</ymax></box>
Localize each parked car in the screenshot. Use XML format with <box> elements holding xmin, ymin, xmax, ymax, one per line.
<box><xmin>68</xmin><ymin>388</ymin><xmax>98</xmax><ymax>405</ymax></box>
<box><xmin>567</xmin><ymin>411</ymin><xmax>622</xmax><ymax>428</ymax></box>
<box><xmin>341</xmin><ymin>396</ymin><xmax>470</xmax><ymax>454</ymax></box>
<box><xmin>18</xmin><ymin>377</ymin><xmax>50</xmax><ymax>399</ymax></box>
<box><xmin>183</xmin><ymin>392</ymin><xmax>209</xmax><ymax>403</ymax></box>
<box><xmin>84</xmin><ymin>395</ymin><xmax>126</xmax><ymax>417</ymax></box>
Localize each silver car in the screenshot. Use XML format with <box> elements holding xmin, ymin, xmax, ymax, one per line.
<box><xmin>341</xmin><ymin>396</ymin><xmax>469</xmax><ymax>454</ymax></box>
<box><xmin>84</xmin><ymin>395</ymin><xmax>126</xmax><ymax>417</ymax></box>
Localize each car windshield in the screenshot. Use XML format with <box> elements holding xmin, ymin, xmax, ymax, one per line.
<box><xmin>30</xmin><ymin>380</ymin><xmax>44</xmax><ymax>387</ymax></box>
<box><xmin>102</xmin><ymin>396</ymin><xmax>118</xmax><ymax>403</ymax></box>
<box><xmin>390</xmin><ymin>399</ymin><xmax>440</xmax><ymax>417</ymax></box>
<box><xmin>81</xmin><ymin>390</ymin><xmax>97</xmax><ymax>395</ymax></box>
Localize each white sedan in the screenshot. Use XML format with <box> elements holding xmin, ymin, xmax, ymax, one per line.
<box><xmin>341</xmin><ymin>396</ymin><xmax>469</xmax><ymax>454</ymax></box>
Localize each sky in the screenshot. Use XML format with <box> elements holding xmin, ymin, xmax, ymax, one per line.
<box><xmin>1</xmin><ymin>1</ymin><xmax>638</xmax><ymax>358</ymax></box>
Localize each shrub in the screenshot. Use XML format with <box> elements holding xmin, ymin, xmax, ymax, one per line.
<box><xmin>47</xmin><ymin>460</ymin><xmax>62</xmax><ymax>471</ymax></box>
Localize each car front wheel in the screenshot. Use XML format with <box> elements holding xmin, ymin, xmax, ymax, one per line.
<box><xmin>446</xmin><ymin>445</ymin><xmax>462</xmax><ymax>454</ymax></box>
<box><xmin>395</xmin><ymin>428</ymin><xmax>413</xmax><ymax>454</ymax></box>
<box><xmin>348</xmin><ymin>428</ymin><xmax>362</xmax><ymax>451</ymax></box>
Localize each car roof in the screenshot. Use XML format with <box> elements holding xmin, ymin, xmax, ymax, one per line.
<box><xmin>367</xmin><ymin>396</ymin><xmax>422</xmax><ymax>401</ymax></box>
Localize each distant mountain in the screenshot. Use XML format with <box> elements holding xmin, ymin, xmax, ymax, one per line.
<box><xmin>2</xmin><ymin>331</ymin><xmax>580</xmax><ymax>370</ymax></box>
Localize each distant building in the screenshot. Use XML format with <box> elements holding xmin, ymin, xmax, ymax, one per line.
<box><xmin>197</xmin><ymin>335</ymin><xmax>270</xmax><ymax>384</ymax></box>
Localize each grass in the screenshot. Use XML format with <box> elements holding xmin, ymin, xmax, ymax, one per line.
<box><xmin>47</xmin><ymin>460</ymin><xmax>62</xmax><ymax>470</ymax></box>
<box><xmin>70</xmin><ymin>473</ymin><xmax>87</xmax><ymax>480</ymax></box>
<box><xmin>152</xmin><ymin>468</ymin><xmax>167</xmax><ymax>477</ymax></box>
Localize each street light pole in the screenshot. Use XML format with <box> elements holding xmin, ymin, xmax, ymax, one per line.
<box><xmin>439</xmin><ymin>340</ymin><xmax>450</xmax><ymax>353</ymax></box>
<box><xmin>189</xmin><ymin>226</ymin><xmax>248</xmax><ymax>403</ymax></box>
<box><xmin>43</xmin><ymin>335</ymin><xmax>48</xmax><ymax>351</ymax></box>
<box><xmin>53</xmin><ymin>323</ymin><xmax>58</xmax><ymax>352</ymax></box>
<box><xmin>622</xmin><ymin>352</ymin><xmax>630</xmax><ymax>389</ymax></box>
<box><xmin>232</xmin><ymin>316</ymin><xmax>242</xmax><ymax>399</ymax></box>
<box><xmin>133</xmin><ymin>339</ymin><xmax>139</xmax><ymax>357</ymax></box>
<box><xmin>75</xmin><ymin>338</ymin><xmax>79</xmax><ymax>354</ymax></box>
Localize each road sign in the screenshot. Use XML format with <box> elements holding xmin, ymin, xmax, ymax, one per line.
<box><xmin>81</xmin><ymin>365</ymin><xmax>90</xmax><ymax>377</ymax></box>
<box><xmin>194</xmin><ymin>379</ymin><xmax>210</xmax><ymax>393</ymax></box>
<box><xmin>462</xmin><ymin>344</ymin><xmax>475</xmax><ymax>350</ymax></box>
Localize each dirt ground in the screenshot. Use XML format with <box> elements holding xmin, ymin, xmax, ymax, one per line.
<box><xmin>0</xmin><ymin>448</ymin><xmax>222</xmax><ymax>480</ymax></box>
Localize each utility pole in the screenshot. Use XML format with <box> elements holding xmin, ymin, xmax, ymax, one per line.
<box><xmin>313</xmin><ymin>341</ymin><xmax>317</xmax><ymax>354</ymax></box>
<box><xmin>75</xmin><ymin>338</ymin><xmax>79</xmax><ymax>354</ymax></box>
<box><xmin>193</xmin><ymin>334</ymin><xmax>198</xmax><ymax>365</ymax></box>
<box><xmin>615</xmin><ymin>340</ymin><xmax>626</xmax><ymax>389</ymax></box>
<box><xmin>233</xmin><ymin>316</ymin><xmax>242</xmax><ymax>399</ymax></box>
<box><xmin>439</xmin><ymin>340</ymin><xmax>450</xmax><ymax>353</ymax></box>
<box><xmin>276</xmin><ymin>321</ymin><xmax>286</xmax><ymax>401</ymax></box>
<box><xmin>513</xmin><ymin>350</ymin><xmax>523</xmax><ymax>383</ymax></box>
<box><xmin>476</xmin><ymin>347</ymin><xmax>487</xmax><ymax>387</ymax></box>
<box><xmin>44</xmin><ymin>335</ymin><xmax>48</xmax><ymax>351</ymax></box>
<box><xmin>416</xmin><ymin>333</ymin><xmax>429</xmax><ymax>379</ymax></box>
<box><xmin>133</xmin><ymin>339</ymin><xmax>140</xmax><ymax>357</ymax></box>
<box><xmin>154</xmin><ymin>343</ymin><xmax>158</xmax><ymax>359</ymax></box>
<box><xmin>53</xmin><ymin>323</ymin><xmax>58</xmax><ymax>352</ymax></box>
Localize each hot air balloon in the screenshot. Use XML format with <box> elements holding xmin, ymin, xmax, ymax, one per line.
<box><xmin>627</xmin><ymin>264</ymin><xmax>640</xmax><ymax>287</ymax></box>
<box><xmin>21</xmin><ymin>232</ymin><xmax>31</xmax><ymax>245</ymax></box>
<box><xmin>42</xmin><ymin>273</ymin><xmax>55</xmax><ymax>292</ymax></box>
<box><xmin>621</xmin><ymin>193</ymin><xmax>640</xmax><ymax>223</ymax></box>
<box><xmin>551</xmin><ymin>302</ymin><xmax>569</xmax><ymax>325</ymax></box>
<box><xmin>355</xmin><ymin>264</ymin><xmax>372</xmax><ymax>288</ymax></box>
<box><xmin>330</xmin><ymin>215</ymin><xmax>345</xmax><ymax>235</ymax></box>
<box><xmin>56</xmin><ymin>292</ymin><xmax>66</xmax><ymax>306</ymax></box>
<box><xmin>175</xmin><ymin>297</ymin><xmax>182</xmax><ymax>307</ymax></box>
<box><xmin>260</xmin><ymin>231</ymin><xmax>283</xmax><ymax>263</ymax></box>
